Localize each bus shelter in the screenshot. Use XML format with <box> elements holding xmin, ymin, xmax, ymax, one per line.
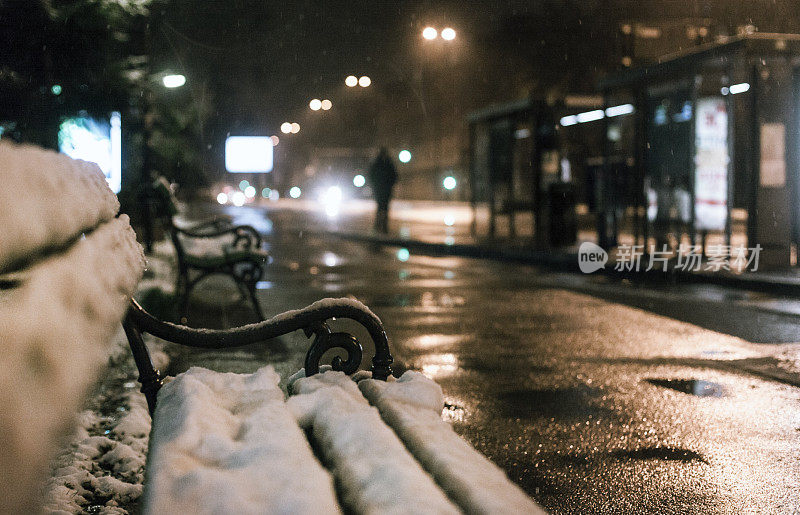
<box><xmin>467</xmin><ymin>98</ymin><xmax>584</xmax><ymax>247</ymax></box>
<box><xmin>599</xmin><ymin>33</ymin><xmax>800</xmax><ymax>268</ymax></box>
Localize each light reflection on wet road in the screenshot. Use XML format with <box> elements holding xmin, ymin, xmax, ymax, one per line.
<box><xmin>182</xmin><ymin>205</ymin><xmax>800</xmax><ymax>513</ymax></box>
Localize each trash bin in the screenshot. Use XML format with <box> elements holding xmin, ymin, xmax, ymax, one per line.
<box><xmin>548</xmin><ymin>182</ymin><xmax>577</xmax><ymax>247</ymax></box>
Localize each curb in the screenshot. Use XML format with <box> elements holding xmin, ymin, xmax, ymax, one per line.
<box><xmin>323</xmin><ymin>230</ymin><xmax>800</xmax><ymax>297</ymax></box>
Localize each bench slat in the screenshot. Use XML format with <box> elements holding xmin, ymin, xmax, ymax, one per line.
<box><xmin>0</xmin><ymin>215</ymin><xmax>143</xmax><ymax>513</ymax></box>
<box><xmin>288</xmin><ymin>370</ymin><xmax>461</xmax><ymax>514</ymax></box>
<box><xmin>0</xmin><ymin>142</ymin><xmax>120</xmax><ymax>272</ymax></box>
<box><xmin>358</xmin><ymin>372</ymin><xmax>546</xmax><ymax>514</ymax></box>
<box><xmin>142</xmin><ymin>366</ymin><xmax>341</xmax><ymax>515</ymax></box>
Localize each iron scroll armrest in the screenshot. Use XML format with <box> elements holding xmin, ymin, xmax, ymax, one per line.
<box><xmin>179</xmin><ymin>218</ymin><xmax>233</xmax><ymax>235</ymax></box>
<box><xmin>173</xmin><ymin>223</ymin><xmax>263</xmax><ymax>250</ymax></box>
<box><xmin>123</xmin><ymin>298</ymin><xmax>393</xmax><ymax>415</ymax></box>
<box><xmin>180</xmin><ymin>217</ymin><xmax>230</xmax><ymax>231</ymax></box>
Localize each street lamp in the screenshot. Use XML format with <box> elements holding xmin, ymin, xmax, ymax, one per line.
<box><xmin>398</xmin><ymin>150</ymin><xmax>411</xmax><ymax>163</ymax></box>
<box><xmin>309</xmin><ymin>98</ymin><xmax>322</xmax><ymax>111</ymax></box>
<box><xmin>280</xmin><ymin>122</ymin><xmax>292</xmax><ymax>134</ymax></box>
<box><xmin>441</xmin><ymin>27</ymin><xmax>456</xmax><ymax>41</ymax></box>
<box><xmin>162</xmin><ymin>74</ymin><xmax>186</xmax><ymax>88</ymax></box>
<box><xmin>321</xmin><ymin>99</ymin><xmax>332</xmax><ymax>110</ymax></box>
<box><xmin>422</xmin><ymin>27</ymin><xmax>438</xmax><ymax>40</ymax></box>
<box><xmin>358</xmin><ymin>76</ymin><xmax>371</xmax><ymax>87</ymax></box>
<box><xmin>345</xmin><ymin>75</ymin><xmax>358</xmax><ymax>87</ymax></box>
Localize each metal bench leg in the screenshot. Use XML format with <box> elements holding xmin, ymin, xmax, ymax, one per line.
<box><xmin>245</xmin><ymin>281</ymin><xmax>265</xmax><ymax>320</ymax></box>
<box><xmin>122</xmin><ymin>311</ymin><xmax>163</xmax><ymax>416</ymax></box>
<box><xmin>179</xmin><ymin>274</ymin><xmax>202</xmax><ymax>325</ymax></box>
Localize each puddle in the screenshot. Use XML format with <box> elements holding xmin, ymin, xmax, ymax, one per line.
<box><xmin>555</xmin><ymin>446</ymin><xmax>707</xmax><ymax>465</ymax></box>
<box><xmin>646</xmin><ymin>378</ymin><xmax>725</xmax><ymax>397</ymax></box>
<box><xmin>610</xmin><ymin>446</ymin><xmax>706</xmax><ymax>463</ymax></box>
<box><xmin>496</xmin><ymin>386</ymin><xmax>609</xmax><ymax>419</ymax></box>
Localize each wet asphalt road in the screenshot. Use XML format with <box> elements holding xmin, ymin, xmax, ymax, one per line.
<box><xmin>179</xmin><ymin>204</ymin><xmax>800</xmax><ymax>513</ymax></box>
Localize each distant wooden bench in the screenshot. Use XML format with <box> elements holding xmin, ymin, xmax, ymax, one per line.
<box><xmin>0</xmin><ymin>143</ymin><xmax>393</xmax><ymax>513</ymax></box>
<box><xmin>148</xmin><ymin>177</ymin><xmax>269</xmax><ymax>322</ymax></box>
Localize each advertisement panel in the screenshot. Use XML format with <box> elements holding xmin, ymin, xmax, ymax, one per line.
<box><xmin>693</xmin><ymin>97</ymin><xmax>728</xmax><ymax>231</ymax></box>
<box><xmin>225</xmin><ymin>136</ymin><xmax>273</xmax><ymax>173</ymax></box>
<box><xmin>58</xmin><ymin>112</ymin><xmax>122</xmax><ymax>193</ymax></box>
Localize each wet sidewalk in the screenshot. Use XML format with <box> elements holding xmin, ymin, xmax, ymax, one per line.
<box><xmin>248</xmin><ymin>198</ymin><xmax>800</xmax><ymax>297</ymax></box>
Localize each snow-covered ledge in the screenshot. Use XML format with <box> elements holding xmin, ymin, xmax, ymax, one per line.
<box><xmin>0</xmin><ymin>143</ymin><xmax>144</xmax><ymax>513</ymax></box>
<box><xmin>0</xmin><ymin>142</ymin><xmax>120</xmax><ymax>272</ymax></box>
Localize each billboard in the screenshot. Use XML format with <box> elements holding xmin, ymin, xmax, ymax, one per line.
<box><xmin>58</xmin><ymin>112</ymin><xmax>122</xmax><ymax>193</ymax></box>
<box><xmin>225</xmin><ymin>136</ymin><xmax>273</xmax><ymax>173</ymax></box>
<box><xmin>693</xmin><ymin>97</ymin><xmax>728</xmax><ymax>231</ymax></box>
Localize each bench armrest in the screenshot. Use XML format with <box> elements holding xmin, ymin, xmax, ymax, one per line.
<box><xmin>173</xmin><ymin>223</ymin><xmax>263</xmax><ymax>250</ymax></box>
<box><xmin>180</xmin><ymin>217</ymin><xmax>233</xmax><ymax>233</ymax></box>
<box><xmin>123</xmin><ymin>298</ymin><xmax>393</xmax><ymax>415</ymax></box>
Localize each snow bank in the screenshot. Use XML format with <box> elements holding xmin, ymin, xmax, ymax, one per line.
<box><xmin>358</xmin><ymin>372</ymin><xmax>545</xmax><ymax>514</ymax></box>
<box><xmin>142</xmin><ymin>366</ymin><xmax>340</xmax><ymax>515</ymax></box>
<box><xmin>42</xmin><ymin>387</ymin><xmax>151</xmax><ymax>514</ymax></box>
<box><xmin>0</xmin><ymin>142</ymin><xmax>120</xmax><ymax>272</ymax></box>
<box><xmin>288</xmin><ymin>370</ymin><xmax>460</xmax><ymax>514</ymax></box>
<box><xmin>0</xmin><ymin>216</ymin><xmax>144</xmax><ymax>513</ymax></box>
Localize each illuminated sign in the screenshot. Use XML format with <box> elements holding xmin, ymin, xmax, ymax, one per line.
<box><xmin>694</xmin><ymin>97</ymin><xmax>728</xmax><ymax>231</ymax></box>
<box><xmin>58</xmin><ymin>112</ymin><xmax>122</xmax><ymax>193</ymax></box>
<box><xmin>225</xmin><ymin>136</ymin><xmax>273</xmax><ymax>173</ymax></box>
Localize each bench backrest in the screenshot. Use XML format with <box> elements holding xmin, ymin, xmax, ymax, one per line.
<box><xmin>0</xmin><ymin>142</ymin><xmax>145</xmax><ymax>513</ymax></box>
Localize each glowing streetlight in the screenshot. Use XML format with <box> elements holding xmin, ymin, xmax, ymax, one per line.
<box><xmin>353</xmin><ymin>174</ymin><xmax>366</xmax><ymax>187</ymax></box>
<box><xmin>441</xmin><ymin>27</ymin><xmax>456</xmax><ymax>41</ymax></box>
<box><xmin>345</xmin><ymin>75</ymin><xmax>358</xmax><ymax>87</ymax></box>
<box><xmin>231</xmin><ymin>191</ymin><xmax>246</xmax><ymax>207</ymax></box>
<box><xmin>162</xmin><ymin>74</ymin><xmax>186</xmax><ymax>88</ymax></box>
<box><xmin>309</xmin><ymin>98</ymin><xmax>322</xmax><ymax>111</ymax></box>
<box><xmin>321</xmin><ymin>99</ymin><xmax>332</xmax><ymax>110</ymax></box>
<box><xmin>321</xmin><ymin>186</ymin><xmax>343</xmax><ymax>218</ymax></box>
<box><xmin>443</xmin><ymin>176</ymin><xmax>457</xmax><ymax>190</ymax></box>
<box><xmin>289</xmin><ymin>186</ymin><xmax>302</xmax><ymax>199</ymax></box>
<box><xmin>216</xmin><ymin>192</ymin><xmax>228</xmax><ymax>205</ymax></box>
<box><xmin>244</xmin><ymin>185</ymin><xmax>256</xmax><ymax>198</ymax></box>
<box><xmin>422</xmin><ymin>27</ymin><xmax>438</xmax><ymax>40</ymax></box>
<box><xmin>280</xmin><ymin>122</ymin><xmax>292</xmax><ymax>134</ymax></box>
<box><xmin>358</xmin><ymin>76</ymin><xmax>371</xmax><ymax>87</ymax></box>
<box><xmin>398</xmin><ymin>150</ymin><xmax>411</xmax><ymax>163</ymax></box>
<box><xmin>290</xmin><ymin>122</ymin><xmax>300</xmax><ymax>134</ymax></box>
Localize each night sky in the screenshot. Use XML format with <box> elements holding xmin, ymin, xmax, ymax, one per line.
<box><xmin>4</xmin><ymin>0</ymin><xmax>799</xmax><ymax>182</ymax></box>
<box><xmin>148</xmin><ymin>0</ymin><xmax>800</xmax><ymax>176</ymax></box>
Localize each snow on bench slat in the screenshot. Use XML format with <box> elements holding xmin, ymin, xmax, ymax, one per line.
<box><xmin>142</xmin><ymin>366</ymin><xmax>340</xmax><ymax>515</ymax></box>
<box><xmin>288</xmin><ymin>370</ymin><xmax>461</xmax><ymax>515</ymax></box>
<box><xmin>0</xmin><ymin>215</ymin><xmax>144</xmax><ymax>514</ymax></box>
<box><xmin>358</xmin><ymin>371</ymin><xmax>546</xmax><ymax>514</ymax></box>
<box><xmin>0</xmin><ymin>142</ymin><xmax>120</xmax><ymax>272</ymax></box>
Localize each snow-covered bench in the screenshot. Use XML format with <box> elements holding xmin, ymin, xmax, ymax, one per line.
<box><xmin>0</xmin><ymin>142</ymin><xmax>393</xmax><ymax>512</ymax></box>
<box><xmin>142</xmin><ymin>366</ymin><xmax>546</xmax><ymax>514</ymax></box>
<box><xmin>148</xmin><ymin>177</ymin><xmax>269</xmax><ymax>322</ymax></box>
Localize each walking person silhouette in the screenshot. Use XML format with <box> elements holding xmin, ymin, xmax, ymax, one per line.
<box><xmin>368</xmin><ymin>147</ymin><xmax>398</xmax><ymax>233</ymax></box>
